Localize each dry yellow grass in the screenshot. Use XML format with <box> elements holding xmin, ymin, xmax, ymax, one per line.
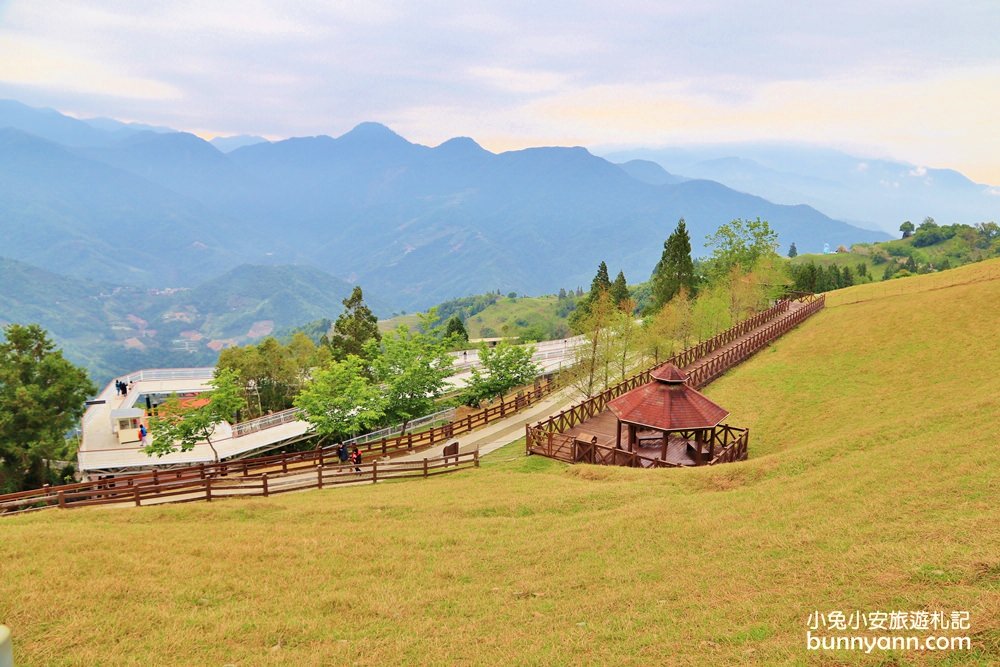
<box><xmin>2</xmin><ymin>260</ymin><xmax>999</xmax><ymax>666</ymax></box>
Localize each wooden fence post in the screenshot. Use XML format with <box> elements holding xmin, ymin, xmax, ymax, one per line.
<box><xmin>318</xmin><ymin>448</ymin><xmax>325</xmax><ymax>467</ymax></box>
<box><xmin>199</xmin><ymin>463</ymin><xmax>205</xmax><ymax>479</ymax></box>
<box><xmin>423</xmin><ymin>458</ymin><xmax>428</xmax><ymax>477</ymax></box>
<box><xmin>57</xmin><ymin>490</ymin><xmax>66</xmax><ymax>509</ymax></box>
<box><xmin>206</xmin><ymin>477</ymin><xmax>213</xmax><ymax>502</ymax></box>
<box><xmin>316</xmin><ymin>465</ymin><xmax>324</xmax><ymax>489</ymax></box>
<box><xmin>381</xmin><ymin>437</ymin><xmax>387</xmax><ymax>455</ymax></box>
<box><xmin>474</xmin><ymin>450</ymin><xmax>480</xmax><ymax>467</ymax></box>
<box><xmin>261</xmin><ymin>473</ymin><xmax>269</xmax><ymax>497</ymax></box>
<box><xmin>282</xmin><ymin>456</ymin><xmax>288</xmax><ymax>474</ymax></box>
<box><xmin>372</xmin><ymin>460</ymin><xmax>378</xmax><ymax>484</ymax></box>
<box><xmin>133</xmin><ymin>486</ymin><xmax>141</xmax><ymax>507</ymax></box>
<box><xmin>407</xmin><ymin>433</ymin><xmax>413</xmax><ymax>450</ymax></box>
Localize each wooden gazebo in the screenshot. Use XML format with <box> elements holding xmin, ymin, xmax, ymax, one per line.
<box><xmin>606</xmin><ymin>362</ymin><xmax>730</xmax><ymax>465</ymax></box>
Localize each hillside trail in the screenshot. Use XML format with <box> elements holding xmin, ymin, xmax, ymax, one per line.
<box><xmin>108</xmin><ymin>301</ymin><xmax>800</xmax><ymax>506</ymax></box>
<box><xmin>395</xmin><ymin>299</ymin><xmax>805</xmax><ymax>463</ymax></box>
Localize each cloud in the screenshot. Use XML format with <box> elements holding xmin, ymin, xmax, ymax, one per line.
<box><xmin>0</xmin><ymin>34</ymin><xmax>181</xmax><ymax>100</ymax></box>
<box><xmin>909</xmin><ymin>166</ymin><xmax>927</xmax><ymax>177</ymax></box>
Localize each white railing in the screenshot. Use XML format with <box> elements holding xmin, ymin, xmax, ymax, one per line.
<box><xmin>229</xmin><ymin>404</ymin><xmax>458</xmax><ymax>444</ymax></box>
<box><xmin>343</xmin><ymin>406</ymin><xmax>457</xmax><ymax>446</ymax></box>
<box><xmin>232</xmin><ymin>407</ymin><xmax>301</xmax><ymax>437</ymax></box>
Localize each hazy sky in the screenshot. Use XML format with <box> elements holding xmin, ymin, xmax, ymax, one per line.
<box><xmin>1</xmin><ymin>0</ymin><xmax>998</xmax><ymax>182</ymax></box>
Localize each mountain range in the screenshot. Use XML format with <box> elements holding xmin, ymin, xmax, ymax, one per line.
<box><xmin>603</xmin><ymin>144</ymin><xmax>999</xmax><ymax>234</ymax></box>
<box><xmin>0</xmin><ymin>99</ymin><xmax>890</xmax><ymax>313</ymax></box>
<box><xmin>0</xmin><ymin>257</ymin><xmax>359</xmax><ymax>381</ymax></box>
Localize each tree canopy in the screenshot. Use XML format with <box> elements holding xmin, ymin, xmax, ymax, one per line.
<box><xmin>0</xmin><ymin>324</ymin><xmax>95</xmax><ymax>492</ymax></box>
<box><xmin>293</xmin><ymin>355</ymin><xmax>385</xmax><ymax>440</ymax></box>
<box><xmin>650</xmin><ymin>218</ymin><xmax>696</xmax><ymax>310</ymax></box>
<box><xmin>705</xmin><ymin>217</ymin><xmax>779</xmax><ymax>277</ymax></box>
<box><xmin>326</xmin><ymin>286</ymin><xmax>380</xmax><ymax>360</ymax></box>
<box><xmin>444</xmin><ymin>315</ymin><xmax>469</xmax><ymax>342</ymax></box>
<box><xmin>609</xmin><ymin>271</ymin><xmax>630</xmax><ymax>311</ymax></box>
<box><xmin>367</xmin><ymin>325</ymin><xmax>454</xmax><ymax>432</ymax></box>
<box><xmin>463</xmin><ymin>341</ymin><xmax>541</xmax><ymax>406</ymax></box>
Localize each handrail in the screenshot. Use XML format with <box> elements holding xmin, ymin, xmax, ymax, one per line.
<box><xmin>526</xmin><ymin>293</ymin><xmax>825</xmax><ymax>465</ymax></box>
<box><xmin>1</xmin><ymin>450</ymin><xmax>481</xmax><ymax>513</ymax></box>
<box><xmin>4</xmin><ymin>375</ymin><xmax>558</xmax><ymax>512</ymax></box>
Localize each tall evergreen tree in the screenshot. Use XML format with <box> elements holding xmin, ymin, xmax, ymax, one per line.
<box><xmin>788</xmin><ymin>242</ymin><xmax>798</xmax><ymax>258</ymax></box>
<box><xmin>651</xmin><ymin>218</ymin><xmax>696</xmax><ymax>310</ymax></box>
<box><xmin>591</xmin><ymin>261</ymin><xmax>612</xmax><ymax>294</ymax></box>
<box><xmin>609</xmin><ymin>271</ymin><xmax>629</xmax><ymax>310</ymax></box>
<box><xmin>327</xmin><ymin>286</ymin><xmax>380</xmax><ymax>360</ymax></box>
<box><xmin>444</xmin><ymin>315</ymin><xmax>469</xmax><ymax>342</ymax></box>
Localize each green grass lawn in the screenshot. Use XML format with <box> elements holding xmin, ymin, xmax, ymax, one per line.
<box><xmin>2</xmin><ymin>260</ymin><xmax>998</xmax><ymax>665</ymax></box>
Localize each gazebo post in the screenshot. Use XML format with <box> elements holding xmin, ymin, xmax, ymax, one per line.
<box><xmin>627</xmin><ymin>423</ymin><xmax>636</xmax><ymax>452</ymax></box>
<box><xmin>693</xmin><ymin>430</ymin><xmax>704</xmax><ymax>466</ymax></box>
<box><xmin>615</xmin><ymin>418</ymin><xmax>622</xmax><ymax>450</ymax></box>
<box><xmin>660</xmin><ymin>430</ymin><xmax>669</xmax><ymax>461</ymax></box>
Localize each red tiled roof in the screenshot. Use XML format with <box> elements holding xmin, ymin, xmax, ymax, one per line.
<box><xmin>650</xmin><ymin>362</ymin><xmax>687</xmax><ymax>383</ymax></box>
<box><xmin>607</xmin><ymin>375</ymin><xmax>729</xmax><ymax>431</ymax></box>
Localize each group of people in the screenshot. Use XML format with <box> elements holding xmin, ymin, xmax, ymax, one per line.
<box><xmin>114</xmin><ymin>379</ymin><xmax>134</xmax><ymax>397</ymax></box>
<box><xmin>337</xmin><ymin>443</ymin><xmax>363</xmax><ymax>473</ymax></box>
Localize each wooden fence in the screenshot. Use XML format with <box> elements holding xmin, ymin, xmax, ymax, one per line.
<box><xmin>2</xmin><ymin>374</ymin><xmax>556</xmax><ymax>515</ymax></box>
<box><xmin>526</xmin><ymin>293</ymin><xmax>824</xmax><ymax>465</ymax></box>
<box><xmin>1</xmin><ymin>450</ymin><xmax>479</xmax><ymax>514</ymax></box>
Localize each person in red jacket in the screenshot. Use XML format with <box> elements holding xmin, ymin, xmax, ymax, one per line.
<box><xmin>350</xmin><ymin>447</ymin><xmax>362</xmax><ymax>474</ymax></box>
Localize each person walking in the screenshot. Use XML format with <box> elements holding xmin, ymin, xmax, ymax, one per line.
<box><xmin>338</xmin><ymin>442</ymin><xmax>349</xmax><ymax>466</ymax></box>
<box><xmin>350</xmin><ymin>446</ymin><xmax>362</xmax><ymax>474</ymax></box>
<box><xmin>139</xmin><ymin>422</ymin><xmax>148</xmax><ymax>445</ymax></box>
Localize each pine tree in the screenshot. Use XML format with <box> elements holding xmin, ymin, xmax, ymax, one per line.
<box><xmin>650</xmin><ymin>218</ymin><xmax>696</xmax><ymax>311</ymax></box>
<box><xmin>327</xmin><ymin>286</ymin><xmax>380</xmax><ymax>360</ymax></box>
<box><xmin>788</xmin><ymin>242</ymin><xmax>798</xmax><ymax>258</ymax></box>
<box><xmin>591</xmin><ymin>261</ymin><xmax>612</xmax><ymax>294</ymax></box>
<box><xmin>444</xmin><ymin>315</ymin><xmax>468</xmax><ymax>342</ymax></box>
<box><xmin>609</xmin><ymin>271</ymin><xmax>629</xmax><ymax>310</ymax></box>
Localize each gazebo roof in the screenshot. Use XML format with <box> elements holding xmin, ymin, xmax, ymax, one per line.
<box><xmin>607</xmin><ymin>363</ymin><xmax>729</xmax><ymax>431</ymax></box>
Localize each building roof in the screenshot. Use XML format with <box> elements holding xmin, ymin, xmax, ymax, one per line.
<box><xmin>607</xmin><ymin>363</ymin><xmax>729</xmax><ymax>431</ymax></box>
<box><xmin>650</xmin><ymin>362</ymin><xmax>688</xmax><ymax>383</ymax></box>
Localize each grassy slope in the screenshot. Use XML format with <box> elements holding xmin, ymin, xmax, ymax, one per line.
<box><xmin>2</xmin><ymin>261</ymin><xmax>999</xmax><ymax>666</ymax></box>
<box><xmin>380</xmin><ymin>294</ymin><xmax>574</xmax><ymax>341</ymax></box>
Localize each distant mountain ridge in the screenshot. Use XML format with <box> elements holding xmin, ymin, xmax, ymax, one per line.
<box><xmin>0</xmin><ymin>257</ymin><xmax>359</xmax><ymax>382</ymax></box>
<box><xmin>0</xmin><ymin>98</ymin><xmax>889</xmax><ymax>312</ymax></box>
<box><xmin>603</xmin><ymin>143</ymin><xmax>999</xmax><ymax>234</ymax></box>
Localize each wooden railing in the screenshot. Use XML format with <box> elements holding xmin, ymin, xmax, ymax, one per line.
<box><xmin>3</xmin><ymin>375</ymin><xmax>557</xmax><ymax>514</ymax></box>
<box><xmin>1</xmin><ymin>451</ymin><xmax>480</xmax><ymax>513</ymax></box>
<box><xmin>526</xmin><ymin>293</ymin><xmax>824</xmax><ymax>463</ymax></box>
<box><xmin>686</xmin><ymin>295</ymin><xmax>825</xmax><ymax>389</ymax></box>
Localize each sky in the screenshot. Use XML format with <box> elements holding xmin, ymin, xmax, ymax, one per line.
<box><xmin>1</xmin><ymin>0</ymin><xmax>998</xmax><ymax>183</ymax></box>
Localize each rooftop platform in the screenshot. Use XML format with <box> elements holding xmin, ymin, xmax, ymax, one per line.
<box><xmin>78</xmin><ymin>369</ymin><xmax>313</xmax><ymax>477</ymax></box>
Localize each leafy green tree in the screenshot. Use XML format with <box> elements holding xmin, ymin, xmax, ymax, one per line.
<box><xmin>788</xmin><ymin>242</ymin><xmax>798</xmax><ymax>258</ymax></box>
<box><xmin>146</xmin><ymin>369</ymin><xmax>247</xmax><ymax>462</ymax></box>
<box><xmin>899</xmin><ymin>220</ymin><xmax>915</xmax><ymax>238</ymax></box>
<box><xmin>565</xmin><ymin>290</ymin><xmax>616</xmax><ymax>397</ymax></box>
<box><xmin>463</xmin><ymin>341</ymin><xmax>541</xmax><ymax>406</ymax></box>
<box><xmin>705</xmin><ymin>217</ymin><xmax>779</xmax><ymax>277</ymax></box>
<box><xmin>294</xmin><ymin>356</ymin><xmax>385</xmax><ymax>440</ymax></box>
<box><xmin>0</xmin><ymin>324</ymin><xmax>96</xmax><ymax>491</ymax></box>
<box><xmin>217</xmin><ymin>333</ymin><xmax>325</xmax><ymax>418</ymax></box>
<box><xmin>327</xmin><ymin>286</ymin><xmax>380</xmax><ymax>360</ymax></box>
<box><xmin>444</xmin><ymin>315</ymin><xmax>469</xmax><ymax>343</ymax></box>
<box><xmin>691</xmin><ymin>285</ymin><xmax>732</xmax><ymax>342</ymax></box>
<box><xmin>368</xmin><ymin>326</ymin><xmax>454</xmax><ymax>433</ymax></box>
<box><xmin>609</xmin><ymin>271</ymin><xmax>630</xmax><ymax>311</ymax></box>
<box><xmin>651</xmin><ymin>218</ymin><xmax>696</xmax><ymax>310</ymax></box>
